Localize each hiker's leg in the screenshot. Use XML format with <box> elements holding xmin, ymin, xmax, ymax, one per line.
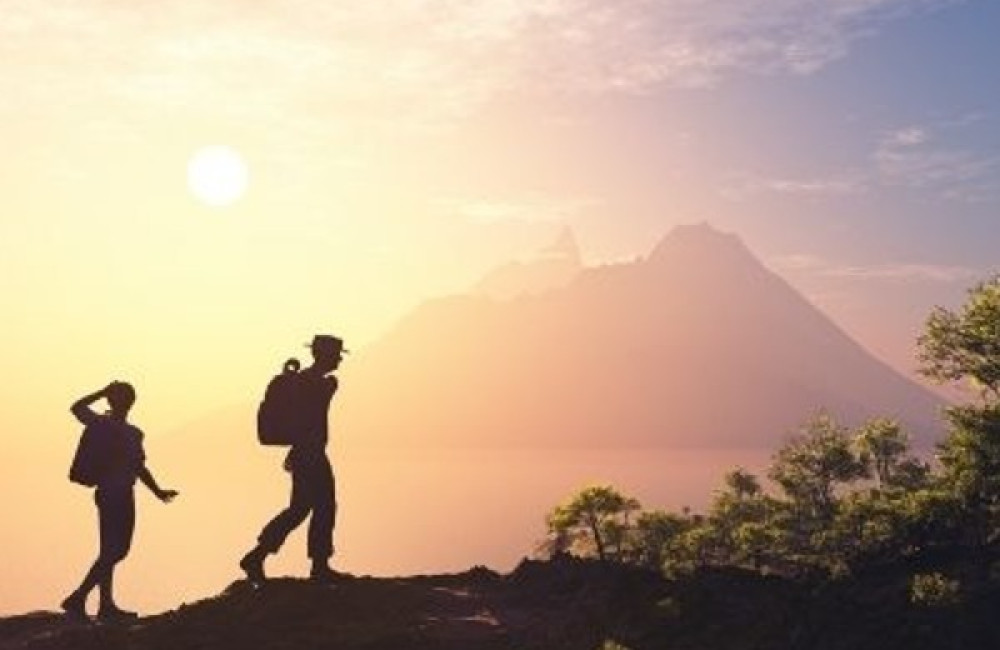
<box><xmin>64</xmin><ymin>489</ymin><xmax>121</xmax><ymax>608</ymax></box>
<box><xmin>98</xmin><ymin>570</ymin><xmax>115</xmax><ymax>608</ymax></box>
<box><xmin>96</xmin><ymin>489</ymin><xmax>135</xmax><ymax>611</ymax></box>
<box><xmin>307</xmin><ymin>455</ymin><xmax>336</xmax><ymax>562</ymax></box>
<box><xmin>67</xmin><ymin>558</ymin><xmax>107</xmax><ymax>606</ymax></box>
<box><xmin>66</xmin><ymin>494</ymin><xmax>102</xmax><ymax>603</ymax></box>
<box><xmin>258</xmin><ymin>462</ymin><xmax>311</xmax><ymax>553</ymax></box>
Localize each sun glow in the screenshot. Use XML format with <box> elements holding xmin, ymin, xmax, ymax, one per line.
<box><xmin>187</xmin><ymin>145</ymin><xmax>249</xmax><ymax>207</ymax></box>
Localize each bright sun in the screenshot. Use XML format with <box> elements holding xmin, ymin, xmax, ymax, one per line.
<box><xmin>187</xmin><ymin>145</ymin><xmax>249</xmax><ymax>207</ymax></box>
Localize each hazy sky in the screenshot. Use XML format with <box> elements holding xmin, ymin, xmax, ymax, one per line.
<box><xmin>1</xmin><ymin>0</ymin><xmax>999</xmax><ymax>616</ymax></box>
<box><xmin>1</xmin><ymin>0</ymin><xmax>998</xmax><ymax>435</ymax></box>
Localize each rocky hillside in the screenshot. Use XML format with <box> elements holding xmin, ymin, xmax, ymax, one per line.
<box><xmin>4</xmin><ymin>554</ymin><xmax>999</xmax><ymax>650</ymax></box>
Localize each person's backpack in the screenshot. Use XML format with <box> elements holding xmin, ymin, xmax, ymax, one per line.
<box><xmin>68</xmin><ymin>421</ymin><xmax>112</xmax><ymax>487</ymax></box>
<box><xmin>257</xmin><ymin>358</ymin><xmax>306</xmax><ymax>446</ymax></box>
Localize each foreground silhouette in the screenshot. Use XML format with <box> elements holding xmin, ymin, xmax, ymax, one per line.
<box><xmin>7</xmin><ymin>554</ymin><xmax>1000</xmax><ymax>650</ymax></box>
<box><xmin>241</xmin><ymin>335</ymin><xmax>346</xmax><ymax>583</ymax></box>
<box><xmin>62</xmin><ymin>382</ymin><xmax>178</xmax><ymax>622</ymax></box>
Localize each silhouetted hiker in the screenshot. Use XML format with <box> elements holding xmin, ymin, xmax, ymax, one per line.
<box><xmin>61</xmin><ymin>381</ymin><xmax>178</xmax><ymax>622</ymax></box>
<box><xmin>241</xmin><ymin>335</ymin><xmax>346</xmax><ymax>584</ymax></box>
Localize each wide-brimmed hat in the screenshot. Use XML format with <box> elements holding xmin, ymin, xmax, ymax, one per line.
<box><xmin>307</xmin><ymin>334</ymin><xmax>348</xmax><ymax>356</ymax></box>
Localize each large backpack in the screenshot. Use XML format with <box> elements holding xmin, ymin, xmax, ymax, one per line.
<box><xmin>257</xmin><ymin>358</ymin><xmax>306</xmax><ymax>446</ymax></box>
<box><xmin>68</xmin><ymin>421</ymin><xmax>113</xmax><ymax>487</ymax></box>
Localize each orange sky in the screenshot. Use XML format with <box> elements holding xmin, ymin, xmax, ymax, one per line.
<box><xmin>1</xmin><ymin>0</ymin><xmax>996</xmax><ymax>616</ymax></box>
<box><xmin>2</xmin><ymin>2</ymin><xmax>990</xmax><ymax>436</ymax></box>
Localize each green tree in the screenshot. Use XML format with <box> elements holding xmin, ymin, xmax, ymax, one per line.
<box><xmin>887</xmin><ymin>457</ymin><xmax>933</xmax><ymax>492</ymax></box>
<box><xmin>918</xmin><ymin>276</ymin><xmax>1000</xmax><ymax>551</ymax></box>
<box><xmin>826</xmin><ymin>490</ymin><xmax>905</xmax><ymax>570</ymax></box>
<box><xmin>934</xmin><ymin>405</ymin><xmax>1000</xmax><ymax>547</ymax></box>
<box><xmin>731</xmin><ymin>520</ymin><xmax>782</xmax><ymax>571</ymax></box>
<box><xmin>723</xmin><ymin>467</ymin><xmax>761</xmax><ymax>499</ymax></box>
<box><xmin>766</xmin><ymin>413</ymin><xmax>868</xmax><ymax>573</ymax></box>
<box><xmin>918</xmin><ymin>275</ymin><xmax>1000</xmax><ymax>401</ymax></box>
<box><xmin>629</xmin><ymin>510</ymin><xmax>689</xmax><ymax>570</ymax></box>
<box><xmin>546</xmin><ymin>485</ymin><xmax>641</xmax><ymax>562</ymax></box>
<box><xmin>855</xmin><ymin>418</ymin><xmax>911</xmax><ymax>489</ymax></box>
<box><xmin>706</xmin><ymin>468</ymin><xmax>777</xmax><ymax>570</ymax></box>
<box><xmin>769</xmin><ymin>413</ymin><xmax>867</xmax><ymax>521</ymax></box>
<box><xmin>667</xmin><ymin>515</ymin><xmax>716</xmax><ymax>574</ymax></box>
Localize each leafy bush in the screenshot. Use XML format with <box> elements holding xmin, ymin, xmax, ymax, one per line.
<box><xmin>910</xmin><ymin>572</ymin><xmax>961</xmax><ymax>607</ymax></box>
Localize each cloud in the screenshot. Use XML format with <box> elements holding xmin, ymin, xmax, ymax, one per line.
<box><xmin>772</xmin><ymin>253</ymin><xmax>981</xmax><ymax>283</ymax></box>
<box><xmin>772</xmin><ymin>253</ymin><xmax>830</xmax><ymax>271</ymax></box>
<box><xmin>0</xmin><ymin>0</ymin><xmax>967</xmax><ymax>133</ymax></box>
<box><xmin>825</xmin><ymin>264</ymin><xmax>981</xmax><ymax>283</ymax></box>
<box><xmin>874</xmin><ymin>124</ymin><xmax>1000</xmax><ymax>201</ymax></box>
<box><xmin>515</xmin><ymin>0</ymin><xmax>963</xmax><ymax>90</ymax></box>
<box><xmin>729</xmin><ymin>120</ymin><xmax>1000</xmax><ymax>206</ymax></box>
<box><xmin>723</xmin><ymin>174</ymin><xmax>865</xmax><ymax>200</ymax></box>
<box><xmin>723</xmin><ymin>113</ymin><xmax>998</xmax><ymax>206</ymax></box>
<box><xmin>885</xmin><ymin>127</ymin><xmax>929</xmax><ymax>147</ymax></box>
<box><xmin>439</xmin><ymin>195</ymin><xmax>597</xmax><ymax>225</ymax></box>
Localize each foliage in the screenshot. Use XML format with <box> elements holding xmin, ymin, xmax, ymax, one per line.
<box><xmin>919</xmin><ymin>276</ymin><xmax>1000</xmax><ymax>553</ymax></box>
<box><xmin>629</xmin><ymin>510</ymin><xmax>689</xmax><ymax>570</ymax></box>
<box><xmin>768</xmin><ymin>413</ymin><xmax>867</xmax><ymax>522</ymax></box>
<box><xmin>723</xmin><ymin>467</ymin><xmax>760</xmax><ymax>499</ymax></box>
<box><xmin>918</xmin><ymin>274</ymin><xmax>1000</xmax><ymax>401</ymax></box>
<box><xmin>598</xmin><ymin>641</ymin><xmax>633</xmax><ymax>650</ymax></box>
<box><xmin>546</xmin><ymin>485</ymin><xmax>640</xmax><ymax>562</ymax></box>
<box><xmin>545</xmin><ymin>414</ymin><xmax>942</xmax><ymax>578</ymax></box>
<box><xmin>541</xmin><ymin>275</ymin><xmax>1000</xmax><ymax>588</ymax></box>
<box><xmin>934</xmin><ymin>404</ymin><xmax>1000</xmax><ymax>548</ymax></box>
<box><xmin>910</xmin><ymin>572</ymin><xmax>962</xmax><ymax>607</ymax></box>
<box><xmin>855</xmin><ymin>418</ymin><xmax>916</xmax><ymax>489</ymax></box>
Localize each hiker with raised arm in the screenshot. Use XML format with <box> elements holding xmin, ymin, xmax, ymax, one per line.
<box><xmin>241</xmin><ymin>334</ymin><xmax>346</xmax><ymax>584</ymax></box>
<box><xmin>62</xmin><ymin>381</ymin><xmax>178</xmax><ymax>622</ymax></box>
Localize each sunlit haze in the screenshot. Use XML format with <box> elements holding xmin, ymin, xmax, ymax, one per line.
<box><xmin>1</xmin><ymin>0</ymin><xmax>998</xmax><ymax>616</ymax></box>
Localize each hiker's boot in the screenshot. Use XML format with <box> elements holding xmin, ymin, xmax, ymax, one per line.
<box><xmin>240</xmin><ymin>549</ymin><xmax>267</xmax><ymax>584</ymax></box>
<box><xmin>60</xmin><ymin>594</ymin><xmax>89</xmax><ymax>622</ymax></box>
<box><xmin>309</xmin><ymin>561</ymin><xmax>338</xmax><ymax>584</ymax></box>
<box><xmin>97</xmin><ymin>605</ymin><xmax>139</xmax><ymax>623</ymax></box>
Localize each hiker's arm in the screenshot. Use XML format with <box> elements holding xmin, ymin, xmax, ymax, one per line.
<box><xmin>137</xmin><ymin>466</ymin><xmax>178</xmax><ymax>503</ymax></box>
<box><xmin>70</xmin><ymin>386</ymin><xmax>111</xmax><ymax>426</ymax></box>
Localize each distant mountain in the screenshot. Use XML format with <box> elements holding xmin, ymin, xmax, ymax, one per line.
<box><xmin>338</xmin><ymin>223</ymin><xmax>944</xmax><ymax>449</ymax></box>
<box><xmin>473</xmin><ymin>227</ymin><xmax>583</xmax><ymax>300</ymax></box>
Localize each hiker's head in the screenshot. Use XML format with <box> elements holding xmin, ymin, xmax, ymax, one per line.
<box><xmin>106</xmin><ymin>381</ymin><xmax>137</xmax><ymax>414</ymax></box>
<box><xmin>308</xmin><ymin>335</ymin><xmax>347</xmax><ymax>371</ymax></box>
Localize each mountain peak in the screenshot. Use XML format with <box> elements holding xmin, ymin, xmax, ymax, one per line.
<box><xmin>644</xmin><ymin>223</ymin><xmax>772</xmax><ymax>284</ymax></box>
<box><xmin>473</xmin><ymin>227</ymin><xmax>583</xmax><ymax>300</ymax></box>
<box><xmin>648</xmin><ymin>222</ymin><xmax>750</xmax><ymax>264</ymax></box>
<box><xmin>539</xmin><ymin>226</ymin><xmax>582</xmax><ymax>265</ymax></box>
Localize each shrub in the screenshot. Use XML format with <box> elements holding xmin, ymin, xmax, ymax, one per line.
<box><xmin>909</xmin><ymin>572</ymin><xmax>961</xmax><ymax>607</ymax></box>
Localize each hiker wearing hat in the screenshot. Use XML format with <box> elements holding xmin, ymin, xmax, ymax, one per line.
<box><xmin>240</xmin><ymin>335</ymin><xmax>345</xmax><ymax>583</ymax></box>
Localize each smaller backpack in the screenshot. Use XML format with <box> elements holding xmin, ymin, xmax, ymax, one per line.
<box><xmin>257</xmin><ymin>358</ymin><xmax>306</xmax><ymax>446</ymax></box>
<box><xmin>68</xmin><ymin>422</ymin><xmax>112</xmax><ymax>487</ymax></box>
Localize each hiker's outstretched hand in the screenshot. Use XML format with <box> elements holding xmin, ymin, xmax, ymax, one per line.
<box><xmin>157</xmin><ymin>489</ymin><xmax>179</xmax><ymax>504</ymax></box>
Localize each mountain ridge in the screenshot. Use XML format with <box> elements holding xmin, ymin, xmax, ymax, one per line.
<box><xmin>337</xmin><ymin>223</ymin><xmax>944</xmax><ymax>450</ymax></box>
<box><xmin>473</xmin><ymin>227</ymin><xmax>584</xmax><ymax>300</ymax></box>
